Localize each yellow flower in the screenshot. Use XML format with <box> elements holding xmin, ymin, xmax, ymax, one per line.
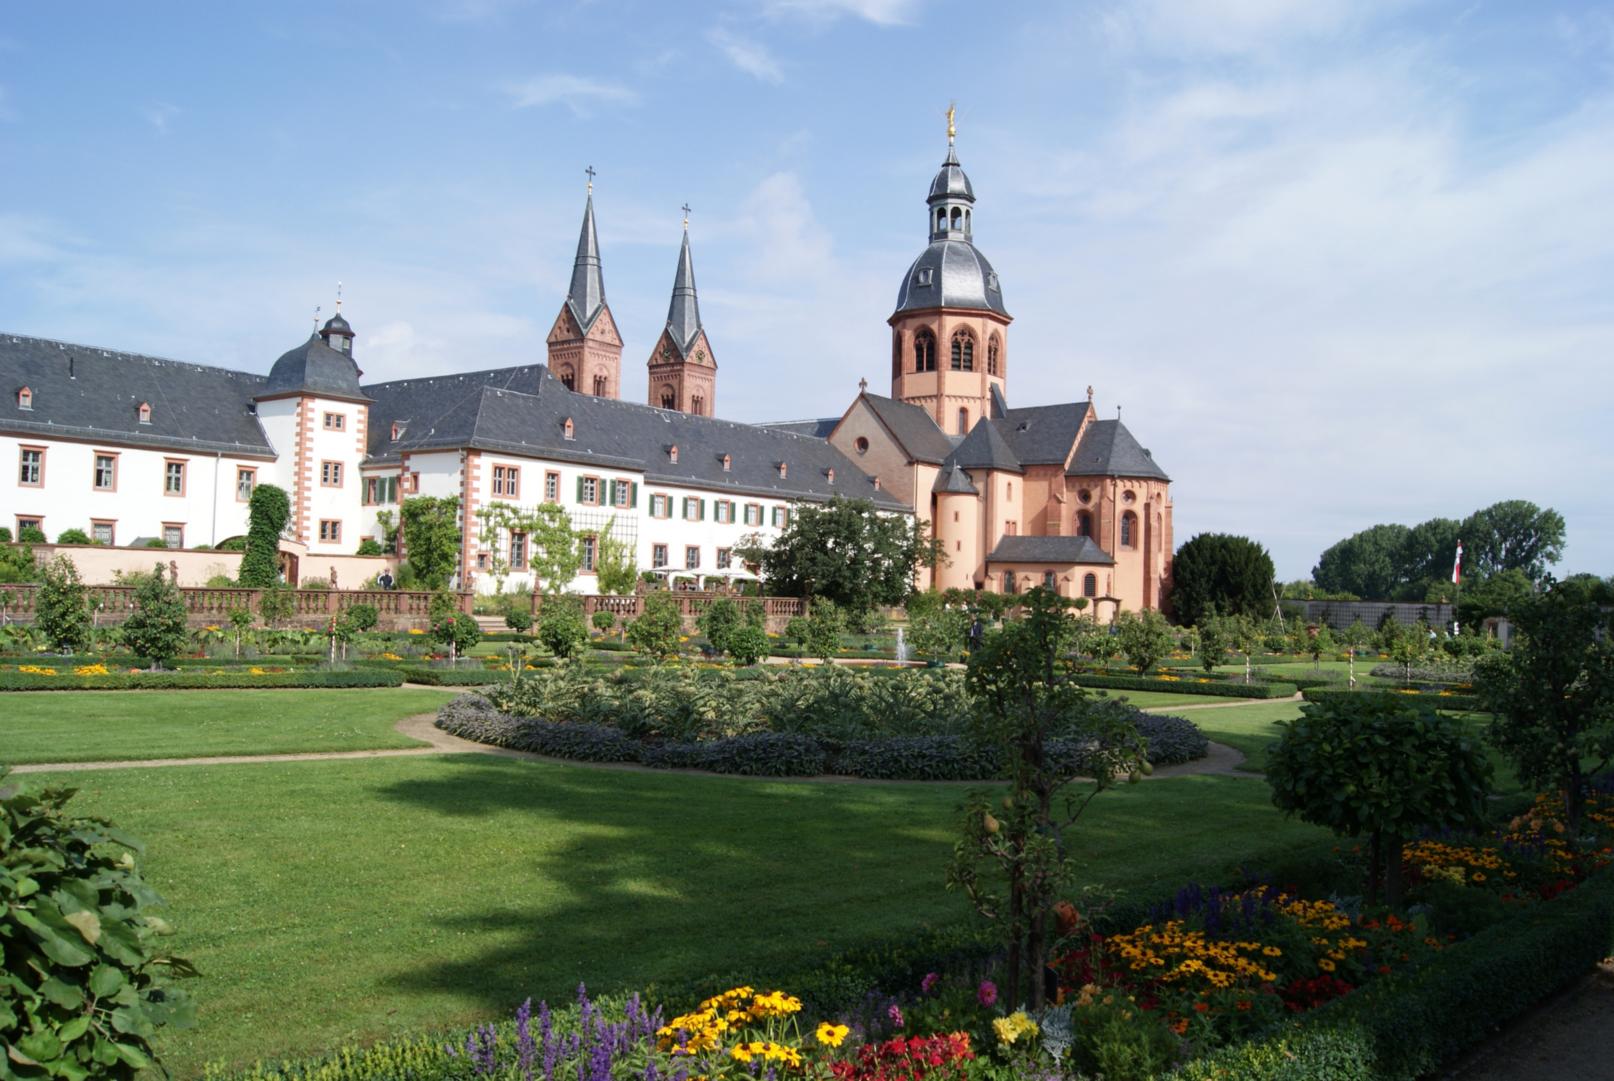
<box><xmin>74</xmin><ymin>664</ymin><xmax>109</xmax><ymax>676</ymax></box>
<box><xmin>1318</xmin><ymin>958</ymin><xmax>1337</xmax><ymax>972</ymax></box>
<box><xmin>408</xmin><ymin>628</ymin><xmax>425</xmax><ymax>635</ymax></box>
<box><xmin>815</xmin><ymin>1022</ymin><xmax>849</xmax><ymax>1048</ymax></box>
<box><xmin>1262</xmin><ymin>945</ymin><xmax>1282</xmax><ymax>957</ymax></box>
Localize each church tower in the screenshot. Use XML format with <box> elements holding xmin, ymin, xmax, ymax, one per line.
<box><xmin>889</xmin><ymin>114</ymin><xmax>1010</xmax><ymax>436</ymax></box>
<box><xmin>646</xmin><ymin>215</ymin><xmax>717</xmax><ymax>415</ymax></box>
<box><xmin>546</xmin><ymin>175</ymin><xmax>623</xmax><ymax>398</ymax></box>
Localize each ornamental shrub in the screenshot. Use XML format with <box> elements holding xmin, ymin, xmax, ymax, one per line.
<box><xmin>35</xmin><ymin>555</ymin><xmax>93</xmax><ymax>653</ymax></box>
<box><xmin>257</xmin><ymin>585</ymin><xmax>295</xmax><ymax>629</ymax></box>
<box><xmin>432</xmin><ymin>611</ymin><xmax>482</xmax><ymax>663</ymax></box>
<box><xmin>119</xmin><ymin>565</ymin><xmax>188</xmax><ymax>670</ymax></box>
<box><xmin>239</xmin><ymin>483</ymin><xmax>290</xmax><ymax>587</ymax></box>
<box><xmin>697</xmin><ymin>596</ymin><xmax>742</xmax><ymax>654</ymax></box>
<box><xmin>54</xmin><ymin>527</ymin><xmax>92</xmax><ymax>545</ymax></box>
<box><xmin>536</xmin><ymin>595</ymin><xmax>588</xmax><ymax>660</ymax></box>
<box><xmin>355</xmin><ymin>538</ymin><xmax>383</xmax><ymax>556</ymax></box>
<box><xmin>591</xmin><ymin>610</ymin><xmax>616</xmax><ymax>636</ymax></box>
<box><xmin>803</xmin><ymin>597</ymin><xmax>845</xmax><ymax>661</ymax></box>
<box><xmin>627</xmin><ymin>592</ymin><xmax>684</xmax><ymax>660</ymax></box>
<box><xmin>18</xmin><ymin>525</ymin><xmax>48</xmax><ymax>544</ymax></box>
<box><xmin>344</xmin><ymin>603</ymin><xmax>379</xmax><ymax>633</ymax></box>
<box><xmin>1113</xmin><ymin>608</ymin><xmax>1174</xmax><ymax>674</ymax></box>
<box><xmin>1266</xmin><ymin>695</ymin><xmax>1492</xmax><ymax>906</ymax></box>
<box><xmin>908</xmin><ymin>605</ymin><xmax>968</xmax><ymax>664</ymax></box>
<box><xmin>0</xmin><ymin>766</ymin><xmax>195</xmax><ymax>1078</ymax></box>
<box><xmin>0</xmin><ymin>526</ymin><xmax>11</xmax><ymax>542</ymax></box>
<box><xmin>726</xmin><ymin>623</ymin><xmax>770</xmax><ymax>666</ymax></box>
<box><xmin>504</xmin><ymin>608</ymin><xmax>534</xmax><ymax>634</ymax></box>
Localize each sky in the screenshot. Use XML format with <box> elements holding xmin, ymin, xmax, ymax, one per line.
<box><xmin>1</xmin><ymin>0</ymin><xmax>1611</xmax><ymax>580</ymax></box>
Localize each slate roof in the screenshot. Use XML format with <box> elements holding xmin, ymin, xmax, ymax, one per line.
<box><xmin>363</xmin><ymin>363</ymin><xmax>906</xmax><ymax>510</ymax></box>
<box><xmin>262</xmin><ymin>335</ymin><xmax>370</xmax><ymax>401</ymax></box>
<box><xmin>0</xmin><ymin>333</ymin><xmax>274</xmax><ymax>455</ymax></box>
<box><xmin>928</xmin><ymin>143</ymin><xmax>975</xmax><ymax>203</ymax></box>
<box><xmin>987</xmin><ymin>535</ymin><xmax>1114</xmax><ymax>565</ymax></box>
<box><xmin>761</xmin><ymin>417</ymin><xmax>839</xmax><ymax>438</ymax></box>
<box><xmin>933</xmin><ymin>461</ymin><xmax>977</xmax><ymax>494</ymax></box>
<box><xmin>566</xmin><ymin>194</ymin><xmax>608</xmax><ymax>332</ymax></box>
<box><xmin>663</xmin><ymin>229</ymin><xmax>704</xmax><ymax>358</ymax></box>
<box><xmin>894</xmin><ymin>239</ymin><xmax>1009</xmax><ymax>317</ymax></box>
<box><xmin>859</xmin><ymin>393</ymin><xmax>954</xmax><ymax>464</ymax></box>
<box><xmin>1067</xmin><ymin>419</ymin><xmax>1170</xmax><ymax>481</ymax></box>
<box><xmin>951</xmin><ymin>417</ymin><xmax>1023</xmax><ymax>473</ymax></box>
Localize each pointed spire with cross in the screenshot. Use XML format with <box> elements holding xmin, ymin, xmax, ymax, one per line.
<box><xmin>585</xmin><ymin>164</ymin><xmax>596</xmax><ymax>193</ymax></box>
<box><xmin>312</xmin><ymin>305</ymin><xmax>321</xmax><ymax>332</ymax></box>
<box><xmin>335</xmin><ymin>281</ymin><xmax>343</xmax><ymax>313</ymax></box>
<box><xmin>681</xmin><ymin>203</ymin><xmax>691</xmax><ymax>229</ymax></box>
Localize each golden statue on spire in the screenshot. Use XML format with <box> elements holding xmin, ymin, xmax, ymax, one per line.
<box><xmin>946</xmin><ymin>102</ymin><xmax>956</xmax><ymax>141</ymax></box>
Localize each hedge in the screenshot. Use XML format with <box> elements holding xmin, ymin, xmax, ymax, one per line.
<box><xmin>1073</xmin><ymin>673</ymin><xmax>1299</xmax><ymax>699</ymax></box>
<box><xmin>0</xmin><ymin>654</ymin><xmax>321</xmax><ymax>667</ymax></box>
<box><xmin>1300</xmin><ymin>687</ymin><xmax>1483</xmax><ymax>713</ymax></box>
<box><xmin>391</xmin><ymin>666</ymin><xmax>507</xmax><ymax>687</ymax></box>
<box><xmin>0</xmin><ymin>668</ymin><xmax>405</xmax><ymax>691</ymax></box>
<box><xmin>1174</xmin><ymin>865</ymin><xmax>1614</xmax><ymax>1079</ymax></box>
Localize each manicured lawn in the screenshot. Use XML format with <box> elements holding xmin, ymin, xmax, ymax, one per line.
<box><xmin>1173</xmin><ymin>701</ymin><xmax>1307</xmax><ymax>772</ymax></box>
<box><xmin>26</xmin><ymin>755</ymin><xmax>1337</xmax><ymax>1074</ymax></box>
<box><xmin>0</xmin><ymin>688</ymin><xmax>458</xmax><ymax>763</ymax></box>
<box><xmin>1087</xmin><ymin>689</ymin><xmax>1282</xmax><ymax>709</ymax></box>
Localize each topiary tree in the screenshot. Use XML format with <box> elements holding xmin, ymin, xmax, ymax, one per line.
<box><xmin>536</xmin><ymin>595</ymin><xmax>589</xmax><ymax>660</ymax></box>
<box><xmin>120</xmin><ymin>564</ymin><xmax>189</xmax><ymax>670</ymax></box>
<box><xmin>908</xmin><ymin>604</ymin><xmax>968</xmax><ymax>665</ymax></box>
<box><xmin>504</xmin><ymin>608</ymin><xmax>534</xmax><ymax>634</ymax></box>
<box><xmin>1195</xmin><ymin>614</ymin><xmax>1229</xmax><ymax>674</ymax></box>
<box><xmin>55</xmin><ymin>528</ymin><xmax>92</xmax><ymax>545</ymax></box>
<box><xmin>0</xmin><ymin>766</ymin><xmax>196</xmax><ymax>1078</ymax></box>
<box><xmin>1307</xmin><ymin>624</ymin><xmax>1336</xmax><ymax>669</ymax></box>
<box><xmin>1113</xmin><ymin>608</ymin><xmax>1173</xmax><ymax>675</ymax></box>
<box><xmin>1267</xmin><ymin>695</ymin><xmax>1492</xmax><ymax>906</ymax></box>
<box><xmin>1168</xmin><ymin>533</ymin><xmax>1276</xmax><ymax>627</ymax></box>
<box><xmin>400</xmin><ymin>496</ymin><xmax>462</xmax><ymax>590</ymax></box>
<box><xmin>626</xmin><ymin>591</ymin><xmax>683</xmax><ymax>661</ymax></box>
<box><xmin>35</xmin><ymin>555</ymin><xmax>92</xmax><ymax>653</ymax></box>
<box><xmin>431</xmin><ymin>610</ymin><xmax>481</xmax><ymax>666</ymax></box>
<box><xmin>238</xmin><ymin>483</ymin><xmax>291</xmax><ymax>587</ymax></box>
<box><xmin>257</xmin><ymin>585</ymin><xmax>294</xmax><ymax>629</ymax></box>
<box><xmin>697</xmin><ymin>596</ymin><xmax>742</xmax><ymax>655</ymax></box>
<box><xmin>947</xmin><ymin>588</ymin><xmax>1147</xmax><ymax>1011</ymax></box>
<box><xmin>802</xmin><ymin>597</ymin><xmax>845</xmax><ymax>662</ymax></box>
<box><xmin>345</xmin><ymin>603</ymin><xmax>378</xmax><ymax>633</ymax></box>
<box><xmin>591</xmin><ymin>610</ymin><xmax>616</xmax><ymax>637</ymax></box>
<box><xmin>726</xmin><ymin>622</ymin><xmax>770</xmax><ymax>666</ymax></box>
<box><xmin>1478</xmin><ymin>577</ymin><xmax>1614</xmax><ymax>835</ymax></box>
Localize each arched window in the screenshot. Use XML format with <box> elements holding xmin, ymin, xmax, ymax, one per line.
<box><xmin>592</xmin><ymin>374</ymin><xmax>608</xmax><ymax>396</ymax></box>
<box><xmin>964</xmin><ymin>209</ymin><xmax>971</xmax><ymax>232</ymax></box>
<box><xmin>1083</xmin><ymin>573</ymin><xmax>1097</xmax><ymax>598</ymax></box>
<box><xmin>950</xmin><ymin>207</ymin><xmax>962</xmax><ymax>230</ymax></box>
<box><xmin>16</xmin><ymin>387</ymin><xmax>31</xmax><ymax>410</ymax></box>
<box><xmin>1002</xmin><ymin>570</ymin><xmax>1017</xmax><ymax>595</ymax></box>
<box><xmin>987</xmin><ymin>336</ymin><xmax>1000</xmax><ymax>376</ymax></box>
<box><xmin>892</xmin><ymin>337</ymin><xmax>903</xmax><ymax>378</ymax></box>
<box><xmin>137</xmin><ymin>402</ymin><xmax>152</xmax><ymax>424</ymax></box>
<box><xmin>1121</xmin><ymin>511</ymin><xmax>1137</xmax><ymax>548</ymax></box>
<box><xmin>913</xmin><ymin>330</ymin><xmax>936</xmax><ymax>373</ymax></box>
<box><xmin>854</xmin><ymin>436</ymin><xmax>869</xmax><ymax>455</ymax></box>
<box><xmin>1076</xmin><ymin>511</ymin><xmax>1092</xmax><ymax>538</ymax></box>
<box><xmin>936</xmin><ymin>209</ymin><xmax>947</xmax><ymax>232</ymax></box>
<box><xmin>950</xmin><ymin>330</ymin><xmax>975</xmax><ymax>371</ymax></box>
<box><xmin>559</xmin><ymin>365</ymin><xmax>575</xmax><ymax>391</ymax></box>
<box><xmin>691</xmin><ymin>395</ymin><xmax>705</xmax><ymax>416</ymax></box>
<box><xmin>1042</xmin><ymin>571</ymin><xmax>1057</xmax><ymax>591</ymax></box>
<box><xmin>660</xmin><ymin>386</ymin><xmax>676</xmax><ymax>410</ymax></box>
<box><xmin>957</xmin><ymin>407</ymin><xmax>969</xmax><ymax>435</ymax></box>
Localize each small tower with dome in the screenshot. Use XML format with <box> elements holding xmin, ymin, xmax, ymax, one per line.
<box><xmin>888</xmin><ymin>111</ymin><xmax>1011</xmax><ymax>436</ymax></box>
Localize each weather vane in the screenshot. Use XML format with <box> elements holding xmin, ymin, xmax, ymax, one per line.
<box><xmin>336</xmin><ymin>281</ymin><xmax>343</xmax><ymax>313</ymax></box>
<box><xmin>946</xmin><ymin>102</ymin><xmax>956</xmax><ymax>142</ymax></box>
<box><xmin>312</xmin><ymin>305</ymin><xmax>321</xmax><ymax>332</ymax></box>
<box><xmin>585</xmin><ymin>165</ymin><xmax>596</xmax><ymax>193</ymax></box>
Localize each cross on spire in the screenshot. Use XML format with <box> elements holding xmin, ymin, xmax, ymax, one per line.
<box><xmin>681</xmin><ymin>203</ymin><xmax>692</xmax><ymax>228</ymax></box>
<box><xmin>585</xmin><ymin>165</ymin><xmax>596</xmax><ymax>192</ymax></box>
<box><xmin>312</xmin><ymin>305</ymin><xmax>321</xmax><ymax>332</ymax></box>
<box><xmin>335</xmin><ymin>281</ymin><xmax>343</xmax><ymax>312</ymax></box>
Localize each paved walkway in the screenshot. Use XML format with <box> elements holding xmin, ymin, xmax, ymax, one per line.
<box><xmin>1444</xmin><ymin>961</ymin><xmax>1614</xmax><ymax>1080</ymax></box>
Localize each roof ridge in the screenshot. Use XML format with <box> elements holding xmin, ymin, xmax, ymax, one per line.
<box><xmin>0</xmin><ymin>332</ymin><xmax>269</xmax><ymax>380</ymax></box>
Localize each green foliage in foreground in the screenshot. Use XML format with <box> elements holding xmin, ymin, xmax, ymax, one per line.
<box><xmin>0</xmin><ymin>669</ymin><xmax>405</xmax><ymax>692</ymax></box>
<box><xmin>1</xmin><ymin>766</ymin><xmax>195</xmax><ymax>1078</ymax></box>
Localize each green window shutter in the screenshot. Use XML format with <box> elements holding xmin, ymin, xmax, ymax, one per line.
<box><xmin>609</xmin><ymin>480</ymin><xmax>620</xmax><ymax>505</ymax></box>
<box><xmin>629</xmin><ymin>482</ymin><xmax>638</xmax><ymax>506</ymax></box>
<box><xmin>576</xmin><ymin>477</ymin><xmax>584</xmax><ymax>502</ymax></box>
<box><xmin>699</xmin><ymin>499</ymin><xmax>707</xmax><ymax>521</ymax></box>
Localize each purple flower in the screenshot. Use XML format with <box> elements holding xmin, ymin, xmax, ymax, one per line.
<box><xmin>517</xmin><ymin>999</ymin><xmax>536</xmax><ymax>1081</ymax></box>
<box><xmin>977</xmin><ymin>980</ymin><xmax>998</xmax><ymax>1007</ymax></box>
<box><xmin>887</xmin><ymin>1004</ymin><xmax>904</xmax><ymax>1028</ymax></box>
<box><xmin>921</xmin><ymin>972</ymin><xmax>940</xmax><ymax>994</ymax></box>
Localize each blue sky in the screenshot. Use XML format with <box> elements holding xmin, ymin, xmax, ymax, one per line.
<box><xmin>2</xmin><ymin>0</ymin><xmax>1611</xmax><ymax>579</ymax></box>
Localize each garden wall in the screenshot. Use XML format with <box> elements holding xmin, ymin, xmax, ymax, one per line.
<box><xmin>0</xmin><ymin>582</ymin><xmax>466</xmax><ymax>631</ymax></box>
<box><xmin>9</xmin><ymin>541</ymin><xmax>397</xmax><ymax>590</ymax></box>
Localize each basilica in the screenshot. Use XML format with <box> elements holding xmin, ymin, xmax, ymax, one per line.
<box><xmin>2</xmin><ymin>124</ymin><xmax>1172</xmax><ymax>614</ymax></box>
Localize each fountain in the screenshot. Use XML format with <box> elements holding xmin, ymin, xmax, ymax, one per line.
<box><xmin>895</xmin><ymin>626</ymin><xmax>910</xmax><ymax>664</ymax></box>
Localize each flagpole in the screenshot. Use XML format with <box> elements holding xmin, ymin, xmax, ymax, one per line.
<box><xmin>1452</xmin><ymin>539</ymin><xmax>1462</xmax><ymax>637</ymax></box>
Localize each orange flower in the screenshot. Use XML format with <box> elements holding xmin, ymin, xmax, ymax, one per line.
<box><xmin>1193</xmin><ymin>1002</ymin><xmax>1211</xmax><ymax>1014</ymax></box>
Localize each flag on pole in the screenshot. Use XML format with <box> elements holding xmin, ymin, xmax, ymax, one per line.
<box><xmin>1452</xmin><ymin>540</ymin><xmax>1463</xmax><ymax>585</ymax></box>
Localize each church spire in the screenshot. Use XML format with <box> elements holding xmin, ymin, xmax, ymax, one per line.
<box><xmin>566</xmin><ymin>171</ymin><xmax>607</xmax><ymax>330</ymax></box>
<box><xmin>664</xmin><ymin>212</ymin><xmax>702</xmax><ymax>355</ymax></box>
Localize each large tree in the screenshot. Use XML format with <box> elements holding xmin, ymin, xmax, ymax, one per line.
<box><xmin>1461</xmin><ymin>500</ymin><xmax>1566</xmax><ymax>582</ymax></box>
<box><xmin>1396</xmin><ymin>517</ymin><xmax>1462</xmax><ymax>600</ymax></box>
<box><xmin>748</xmin><ymin>497</ymin><xmax>935</xmax><ymax>626</ymax></box>
<box><xmin>1167</xmin><ymin>532</ymin><xmax>1275</xmax><ymax>626</ymax></box>
<box><xmin>1312</xmin><ymin>523</ymin><xmax>1410</xmax><ymax>599</ymax></box>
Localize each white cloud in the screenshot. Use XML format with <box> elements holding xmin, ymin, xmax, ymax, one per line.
<box><xmin>758</xmin><ymin>0</ymin><xmax>921</xmax><ymax>28</ymax></box>
<box><xmin>707</xmin><ymin>28</ymin><xmax>786</xmax><ymax>83</ymax></box>
<box><xmin>142</xmin><ymin>103</ymin><xmax>179</xmax><ymax>134</ymax></box>
<box><xmin>503</xmin><ymin>74</ymin><xmax>638</xmax><ymax>115</ymax></box>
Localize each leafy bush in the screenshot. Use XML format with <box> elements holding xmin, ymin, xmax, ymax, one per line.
<box><xmin>1</xmin><ymin>766</ymin><xmax>195</xmax><ymax>1078</ymax></box>
<box><xmin>726</xmin><ymin>623</ymin><xmax>770</xmax><ymax>666</ymax></box>
<box><xmin>239</xmin><ymin>484</ymin><xmax>290</xmax><ymax>587</ymax></box>
<box><xmin>437</xmin><ymin>695</ymin><xmax>639</xmax><ymax>761</ymax></box>
<box><xmin>503</xmin><ymin>608</ymin><xmax>534</xmax><ymax>634</ymax></box>
<box><xmin>344</xmin><ymin>603</ymin><xmax>379</xmax><ymax>633</ymax></box>
<box><xmin>35</xmin><ymin>555</ymin><xmax>92</xmax><ymax>653</ymax></box>
<box><xmin>642</xmin><ymin>733</ymin><xmax>828</xmax><ymax>776</ymax></box>
<box><xmin>803</xmin><ymin>598</ymin><xmax>845</xmax><ymax>661</ymax></box>
<box><xmin>258</xmin><ymin>586</ymin><xmax>295</xmax><ymax>629</ymax></box>
<box><xmin>119</xmin><ymin>565</ymin><xmax>188</xmax><ymax>669</ymax></box>
<box><xmin>626</xmin><ymin>591</ymin><xmax>683</xmax><ymax>660</ymax></box>
<box><xmin>54</xmin><ymin>527</ymin><xmax>92</xmax><ymax>545</ymax></box>
<box><xmin>18</xmin><ymin>525</ymin><xmax>48</xmax><ymax>544</ymax></box>
<box><xmin>536</xmin><ymin>596</ymin><xmax>588</xmax><ymax>660</ymax></box>
<box><xmin>1134</xmin><ymin>712</ymin><xmax>1211</xmax><ymax>765</ymax></box>
<box><xmin>431</xmin><ymin>611</ymin><xmax>482</xmax><ymax>660</ymax></box>
<box><xmin>355</xmin><ymin>538</ymin><xmax>383</xmax><ymax>556</ymax></box>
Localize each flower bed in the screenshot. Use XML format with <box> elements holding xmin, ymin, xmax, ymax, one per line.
<box><xmin>1301</xmin><ymin>687</ymin><xmax>1482</xmax><ymax>712</ymax></box>
<box><xmin>0</xmin><ymin>666</ymin><xmax>404</xmax><ymax>691</ymax></box>
<box><xmin>1073</xmin><ymin>673</ymin><xmax>1299</xmax><ymax>699</ymax></box>
<box><xmin>435</xmin><ymin>691</ymin><xmax>1207</xmax><ymax>779</ymax></box>
<box><xmin>0</xmin><ymin>653</ymin><xmax>321</xmax><ymax>667</ymax></box>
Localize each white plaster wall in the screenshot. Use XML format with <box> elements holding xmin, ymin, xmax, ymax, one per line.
<box><xmin>303</xmin><ymin>397</ymin><xmax>367</xmax><ymax>556</ymax></box>
<box><xmin>638</xmin><ymin>481</ymin><xmax>790</xmax><ymax>580</ymax></box>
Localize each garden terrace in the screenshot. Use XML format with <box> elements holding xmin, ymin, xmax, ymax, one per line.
<box><xmin>0</xmin><ymin>581</ymin><xmax>462</xmax><ymax>630</ymax></box>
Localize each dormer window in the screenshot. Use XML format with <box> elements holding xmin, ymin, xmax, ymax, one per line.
<box><xmin>825</xmin><ymin>468</ymin><xmax>835</xmax><ymax>484</ymax></box>
<box><xmin>390</xmin><ymin>422</ymin><xmax>404</xmax><ymax>442</ymax></box>
<box><xmin>872</xmin><ymin>476</ymin><xmax>881</xmax><ymax>491</ymax></box>
<box><xmin>563</xmin><ymin>417</ymin><xmax>575</xmax><ymax>441</ymax></box>
<box><xmin>669</xmin><ymin>444</ymin><xmax>679</xmax><ymax>465</ymax></box>
<box><xmin>915</xmin><ymin>267</ymin><xmax>934</xmax><ymax>287</ymax></box>
<box><xmin>16</xmin><ymin>387</ymin><xmax>32</xmax><ymax>410</ymax></box>
<box><xmin>721</xmin><ymin>454</ymin><xmax>731</xmax><ymax>472</ymax></box>
<box><xmin>137</xmin><ymin>402</ymin><xmax>152</xmax><ymax>425</ymax></box>
<box><xmin>777</xmin><ymin>461</ymin><xmax>787</xmax><ymax>479</ymax></box>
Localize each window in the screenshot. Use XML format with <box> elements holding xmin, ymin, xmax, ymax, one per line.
<box><xmin>854</xmin><ymin>437</ymin><xmax>869</xmax><ymax>455</ymax></box>
<box><xmin>510</xmin><ymin>532</ymin><xmax>527</xmax><ymax>569</ymax></box>
<box><xmin>682</xmin><ymin>497</ymin><xmax>703</xmax><ymax>522</ymax></box>
<box><xmin>1083</xmin><ymin>573</ymin><xmax>1097</xmax><ymax>598</ymax></box>
<box><xmin>717</xmin><ymin>548</ymin><xmax>732</xmax><ymax>569</ymax></box>
<box><xmin>913</xmin><ymin>330</ymin><xmax>936</xmax><ymax>373</ymax></box>
<box><xmin>744</xmin><ymin>503</ymin><xmax>763</xmax><ymax>526</ymax></box>
<box><xmin>690</xmin><ymin>395</ymin><xmax>705</xmax><ymax>417</ymax></box>
<box><xmin>320</xmin><ymin>460</ymin><xmax>343</xmax><ymax>487</ymax></box>
<box><xmin>592</xmin><ymin>373</ymin><xmax>608</xmax><ymax>396</ymax></box>
<box><xmin>987</xmin><ymin>337</ymin><xmax>1000</xmax><ymax>376</ymax></box>
<box><xmin>1077</xmin><ymin>488</ymin><xmax>1092</xmax><ymax>504</ymax></box>
<box><xmin>660</xmin><ymin>387</ymin><xmax>676</xmax><ymax>410</ymax></box>
<box><xmin>236</xmin><ymin>467</ymin><xmax>256</xmax><ymax>501</ymax></box>
<box><xmin>1121</xmin><ymin>511</ymin><xmax>1137</xmax><ymax>548</ymax></box>
<box><xmin>1043</xmin><ymin>571</ymin><xmax>1057</xmax><ymax>590</ymax></box>
<box><xmin>162</xmin><ymin>523</ymin><xmax>184</xmax><ymax>549</ymax></box>
<box><xmin>721</xmin><ymin>454</ymin><xmax>731</xmax><ymax>472</ymax></box>
<box><xmin>407</xmin><ymin>472</ymin><xmax>420</xmax><ymax>494</ymax></box>
<box><xmin>950</xmin><ymin>330</ymin><xmax>975</xmax><ymax>371</ymax></box>
<box><xmin>391</xmin><ymin>422</ymin><xmax>404</xmax><ymax>442</ymax></box>
<box><xmin>957</xmin><ymin>407</ymin><xmax>969</xmax><ymax>435</ymax></box>
<box><xmin>652</xmin><ymin>543</ymin><xmax>669</xmax><ymax>569</ymax></box>
<box><xmin>579</xmin><ymin>535</ymin><xmax>597</xmax><ymax>572</ymax></box>
<box><xmin>91</xmin><ymin>520</ymin><xmax>115</xmax><ymax>546</ymax></box>
<box><xmin>771</xmin><ymin>506</ymin><xmax>788</xmax><ymax>528</ymax></box>
<box><xmin>715</xmin><ymin>500</ymin><xmax>734</xmax><ymax>524</ymax></box>
<box><xmin>685</xmin><ymin>545</ymin><xmax>700</xmax><ymax>570</ymax></box>
<box><xmin>1005</xmin><ymin>521</ymin><xmax>1018</xmax><ymax>536</ymax></box>
<box><xmin>492</xmin><ymin>465</ymin><xmax>520</xmax><ymax>498</ymax></box>
<box><xmin>322</xmin><ymin>412</ymin><xmax>345</xmax><ymax>431</ymax></box>
<box><xmin>559</xmin><ymin>365</ymin><xmax>575</xmax><ymax>391</ymax></box>
<box><xmin>1007</xmin><ymin>482</ymin><xmax>1013</xmax><ymax>498</ymax></box>
<box><xmin>319</xmin><ymin>519</ymin><xmax>341</xmax><ymax>543</ymax></box>
<box><xmin>137</xmin><ymin>402</ymin><xmax>152</xmax><ymax>425</ymax></box>
<box><xmin>1077</xmin><ymin>511</ymin><xmax>1092</xmax><ymax>538</ymax></box>
<box><xmin>578</xmin><ymin>476</ymin><xmax>600</xmax><ymax>505</ymax></box>
<box><xmin>18</xmin><ymin>446</ymin><xmax>43</xmax><ymax>487</ymax></box>
<box><xmin>16</xmin><ymin>387</ymin><xmax>31</xmax><ymax>410</ymax></box>
<box><xmin>164</xmin><ymin>459</ymin><xmax>186</xmax><ymax>496</ymax></box>
<box><xmin>563</xmin><ymin>417</ymin><xmax>575</xmax><ymax>440</ymax></box>
<box><xmin>545</xmin><ymin>471</ymin><xmax>560</xmax><ymax>502</ymax></box>
<box><xmin>15</xmin><ymin>516</ymin><xmax>42</xmax><ymax>537</ymax></box>
<box><xmin>1003</xmin><ymin>570</ymin><xmax>1018</xmax><ymax>595</ymax></box>
<box><xmin>777</xmin><ymin>461</ymin><xmax>787</xmax><ymax>479</ymax></box>
<box><xmin>610</xmin><ymin>479</ymin><xmax>634</xmax><ymax>508</ymax></box>
<box><xmin>363</xmin><ymin>475</ymin><xmax>397</xmax><ymax>506</ymax></box>
<box><xmin>650</xmin><ymin>493</ymin><xmax>671</xmax><ymax>518</ymax></box>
